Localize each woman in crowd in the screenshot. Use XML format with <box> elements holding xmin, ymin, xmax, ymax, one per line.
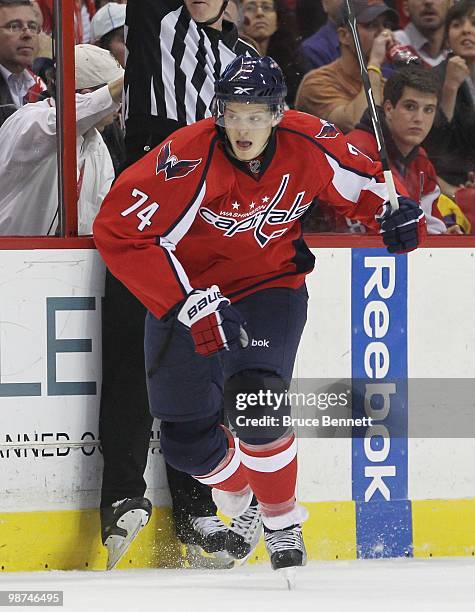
<box><xmin>424</xmin><ymin>0</ymin><xmax>475</xmax><ymax>198</ymax></box>
<box><xmin>240</xmin><ymin>0</ymin><xmax>304</xmax><ymax>105</ymax></box>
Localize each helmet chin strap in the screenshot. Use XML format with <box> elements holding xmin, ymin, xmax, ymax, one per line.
<box><xmin>192</xmin><ymin>0</ymin><xmax>229</xmax><ymax>26</ymax></box>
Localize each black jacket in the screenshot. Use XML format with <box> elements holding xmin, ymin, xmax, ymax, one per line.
<box><xmin>423</xmin><ymin>58</ymin><xmax>475</xmax><ymax>186</ymax></box>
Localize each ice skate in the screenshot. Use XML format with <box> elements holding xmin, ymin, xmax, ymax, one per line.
<box><xmin>179</xmin><ymin>515</ymin><xmax>235</xmax><ymax>568</ymax></box>
<box><xmin>225</xmin><ymin>501</ymin><xmax>262</xmax><ymax>562</ymax></box>
<box><xmin>101</xmin><ymin>497</ymin><xmax>152</xmax><ymax>570</ymax></box>
<box><xmin>264</xmin><ymin>524</ymin><xmax>307</xmax><ymax>590</ymax></box>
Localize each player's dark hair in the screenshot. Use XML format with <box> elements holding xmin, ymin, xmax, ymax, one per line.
<box><xmin>383</xmin><ymin>66</ymin><xmax>441</xmax><ymax>107</ymax></box>
<box><xmin>445</xmin><ymin>0</ymin><xmax>475</xmax><ymax>38</ymax></box>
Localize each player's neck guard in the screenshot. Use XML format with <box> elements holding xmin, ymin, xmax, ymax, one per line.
<box><xmin>217</xmin><ymin>125</ymin><xmax>278</xmax><ymax>178</ymax></box>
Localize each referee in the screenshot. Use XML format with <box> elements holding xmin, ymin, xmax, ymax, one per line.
<box><xmin>98</xmin><ymin>0</ymin><xmax>259</xmax><ymax>569</ymax></box>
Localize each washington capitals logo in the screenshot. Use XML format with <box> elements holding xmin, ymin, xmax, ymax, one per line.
<box><xmin>315</xmin><ymin>119</ymin><xmax>339</xmax><ymax>139</ymax></box>
<box><xmin>199</xmin><ymin>174</ymin><xmax>312</xmax><ymax>248</ymax></box>
<box><xmin>156</xmin><ymin>141</ymin><xmax>202</xmax><ymax>181</ymax></box>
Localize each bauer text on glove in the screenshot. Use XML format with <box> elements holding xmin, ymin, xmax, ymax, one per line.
<box><xmin>177</xmin><ymin>285</ymin><xmax>249</xmax><ymax>356</ymax></box>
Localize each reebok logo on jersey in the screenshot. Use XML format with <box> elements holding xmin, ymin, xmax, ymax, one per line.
<box><xmin>315</xmin><ymin>119</ymin><xmax>339</xmax><ymax>139</ymax></box>
<box><xmin>199</xmin><ymin>174</ymin><xmax>312</xmax><ymax>248</ymax></box>
<box><xmin>156</xmin><ymin>141</ymin><xmax>202</xmax><ymax>181</ymax></box>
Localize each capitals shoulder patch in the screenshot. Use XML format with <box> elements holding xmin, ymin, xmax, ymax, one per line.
<box><xmin>315</xmin><ymin>119</ymin><xmax>339</xmax><ymax>139</ymax></box>
<box><xmin>156</xmin><ymin>141</ymin><xmax>202</xmax><ymax>180</ymax></box>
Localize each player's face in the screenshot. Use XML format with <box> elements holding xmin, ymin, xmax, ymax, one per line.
<box><xmin>448</xmin><ymin>10</ymin><xmax>475</xmax><ymax>60</ymax></box>
<box><xmin>384</xmin><ymin>87</ymin><xmax>437</xmax><ymax>154</ymax></box>
<box><xmin>184</xmin><ymin>0</ymin><xmax>224</xmax><ymax>24</ymax></box>
<box><xmin>223</xmin><ymin>102</ymin><xmax>277</xmax><ymax>161</ymax></box>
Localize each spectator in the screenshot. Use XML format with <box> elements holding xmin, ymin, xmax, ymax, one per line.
<box><xmin>315</xmin><ymin>66</ymin><xmax>457</xmax><ymax>234</ymax></box>
<box><xmin>295</xmin><ymin>0</ymin><xmax>398</xmax><ymax>132</ymax></box>
<box><xmin>0</xmin><ymin>0</ymin><xmax>46</xmax><ymax>127</ymax></box>
<box><xmin>0</xmin><ymin>44</ymin><xmax>123</xmax><ymax>235</ymax></box>
<box><xmin>394</xmin><ymin>0</ymin><xmax>451</xmax><ymax>67</ymax></box>
<box><xmin>298</xmin><ymin>0</ymin><xmax>343</xmax><ymax>73</ymax></box>
<box><xmin>424</xmin><ymin>0</ymin><xmax>475</xmax><ymax>197</ymax></box>
<box><xmin>75</xmin><ymin>0</ymin><xmax>96</xmax><ymax>43</ymax></box>
<box><xmin>98</xmin><ymin>0</ymin><xmax>261</xmax><ymax>572</ymax></box>
<box><xmin>295</xmin><ymin>0</ymin><xmax>326</xmax><ymax>42</ymax></box>
<box><xmin>240</xmin><ymin>0</ymin><xmax>304</xmax><ymax>105</ymax></box>
<box><xmin>91</xmin><ymin>2</ymin><xmax>126</xmax><ymax>66</ymax></box>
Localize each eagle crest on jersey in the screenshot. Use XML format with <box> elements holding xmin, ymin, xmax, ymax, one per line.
<box><xmin>156</xmin><ymin>141</ymin><xmax>202</xmax><ymax>181</ymax></box>
<box><xmin>315</xmin><ymin>120</ymin><xmax>339</xmax><ymax>140</ymax></box>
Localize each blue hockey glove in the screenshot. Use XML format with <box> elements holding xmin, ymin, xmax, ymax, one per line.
<box><xmin>177</xmin><ymin>285</ymin><xmax>249</xmax><ymax>357</ymax></box>
<box><xmin>379</xmin><ymin>197</ymin><xmax>426</xmax><ymax>254</ymax></box>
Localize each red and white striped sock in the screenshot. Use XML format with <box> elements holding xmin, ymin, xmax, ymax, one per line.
<box><xmin>194</xmin><ymin>425</ymin><xmax>248</xmax><ymax>494</ymax></box>
<box><xmin>240</xmin><ymin>434</ymin><xmax>300</xmax><ymax>529</ymax></box>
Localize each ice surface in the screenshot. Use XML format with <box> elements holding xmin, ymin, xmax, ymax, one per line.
<box><xmin>2</xmin><ymin>558</ymin><xmax>474</xmax><ymax>612</ymax></box>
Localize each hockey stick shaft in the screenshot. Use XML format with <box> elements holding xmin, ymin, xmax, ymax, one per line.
<box><xmin>344</xmin><ymin>0</ymin><xmax>399</xmax><ymax>210</ymax></box>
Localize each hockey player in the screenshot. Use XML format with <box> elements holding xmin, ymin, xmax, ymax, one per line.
<box><xmin>94</xmin><ymin>56</ymin><xmax>425</xmax><ymax>574</ymax></box>
<box><xmin>99</xmin><ymin>0</ymin><xmax>260</xmax><ymax>569</ymax></box>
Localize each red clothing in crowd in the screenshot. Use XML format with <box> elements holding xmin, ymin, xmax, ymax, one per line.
<box><xmin>36</xmin><ymin>0</ymin><xmax>95</xmax><ymax>41</ymax></box>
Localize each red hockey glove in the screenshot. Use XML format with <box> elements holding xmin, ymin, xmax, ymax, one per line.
<box><xmin>177</xmin><ymin>285</ymin><xmax>249</xmax><ymax>357</ymax></box>
<box><xmin>379</xmin><ymin>197</ymin><xmax>426</xmax><ymax>254</ymax></box>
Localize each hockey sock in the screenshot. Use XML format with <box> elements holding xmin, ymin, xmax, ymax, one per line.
<box><xmin>194</xmin><ymin>425</ymin><xmax>249</xmax><ymax>494</ymax></box>
<box><xmin>240</xmin><ymin>434</ymin><xmax>298</xmax><ymax>525</ymax></box>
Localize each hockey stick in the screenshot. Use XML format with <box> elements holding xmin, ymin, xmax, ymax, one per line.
<box><xmin>344</xmin><ymin>0</ymin><xmax>399</xmax><ymax>210</ymax></box>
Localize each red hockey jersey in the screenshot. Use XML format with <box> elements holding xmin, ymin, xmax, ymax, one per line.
<box><xmin>94</xmin><ymin>111</ymin><xmax>422</xmax><ymax>319</ymax></box>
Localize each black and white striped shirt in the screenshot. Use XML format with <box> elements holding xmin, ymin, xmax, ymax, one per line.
<box><xmin>124</xmin><ymin>0</ymin><xmax>258</xmax><ymax>130</ymax></box>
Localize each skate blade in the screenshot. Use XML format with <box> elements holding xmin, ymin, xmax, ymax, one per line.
<box><xmin>184</xmin><ymin>545</ymin><xmax>235</xmax><ymax>570</ymax></box>
<box><xmin>104</xmin><ymin>509</ymin><xmax>149</xmax><ymax>570</ymax></box>
<box><xmin>277</xmin><ymin>566</ymin><xmax>297</xmax><ymax>590</ymax></box>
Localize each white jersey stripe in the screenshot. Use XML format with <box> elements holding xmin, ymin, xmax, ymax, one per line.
<box><xmin>325</xmin><ymin>154</ymin><xmax>390</xmax><ymax>203</ymax></box>
<box><xmin>159</xmin><ymin>181</ymin><xmax>207</xmax><ymax>293</ymax></box>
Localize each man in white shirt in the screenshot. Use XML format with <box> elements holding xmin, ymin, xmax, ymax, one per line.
<box><xmin>394</xmin><ymin>0</ymin><xmax>452</xmax><ymax>67</ymax></box>
<box><xmin>0</xmin><ymin>44</ymin><xmax>124</xmax><ymax>235</ymax></box>
<box><xmin>0</xmin><ymin>0</ymin><xmax>45</xmax><ymax>125</ymax></box>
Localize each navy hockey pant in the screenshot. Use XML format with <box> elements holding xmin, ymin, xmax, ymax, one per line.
<box><xmin>144</xmin><ymin>285</ymin><xmax>308</xmax><ymax>476</ymax></box>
